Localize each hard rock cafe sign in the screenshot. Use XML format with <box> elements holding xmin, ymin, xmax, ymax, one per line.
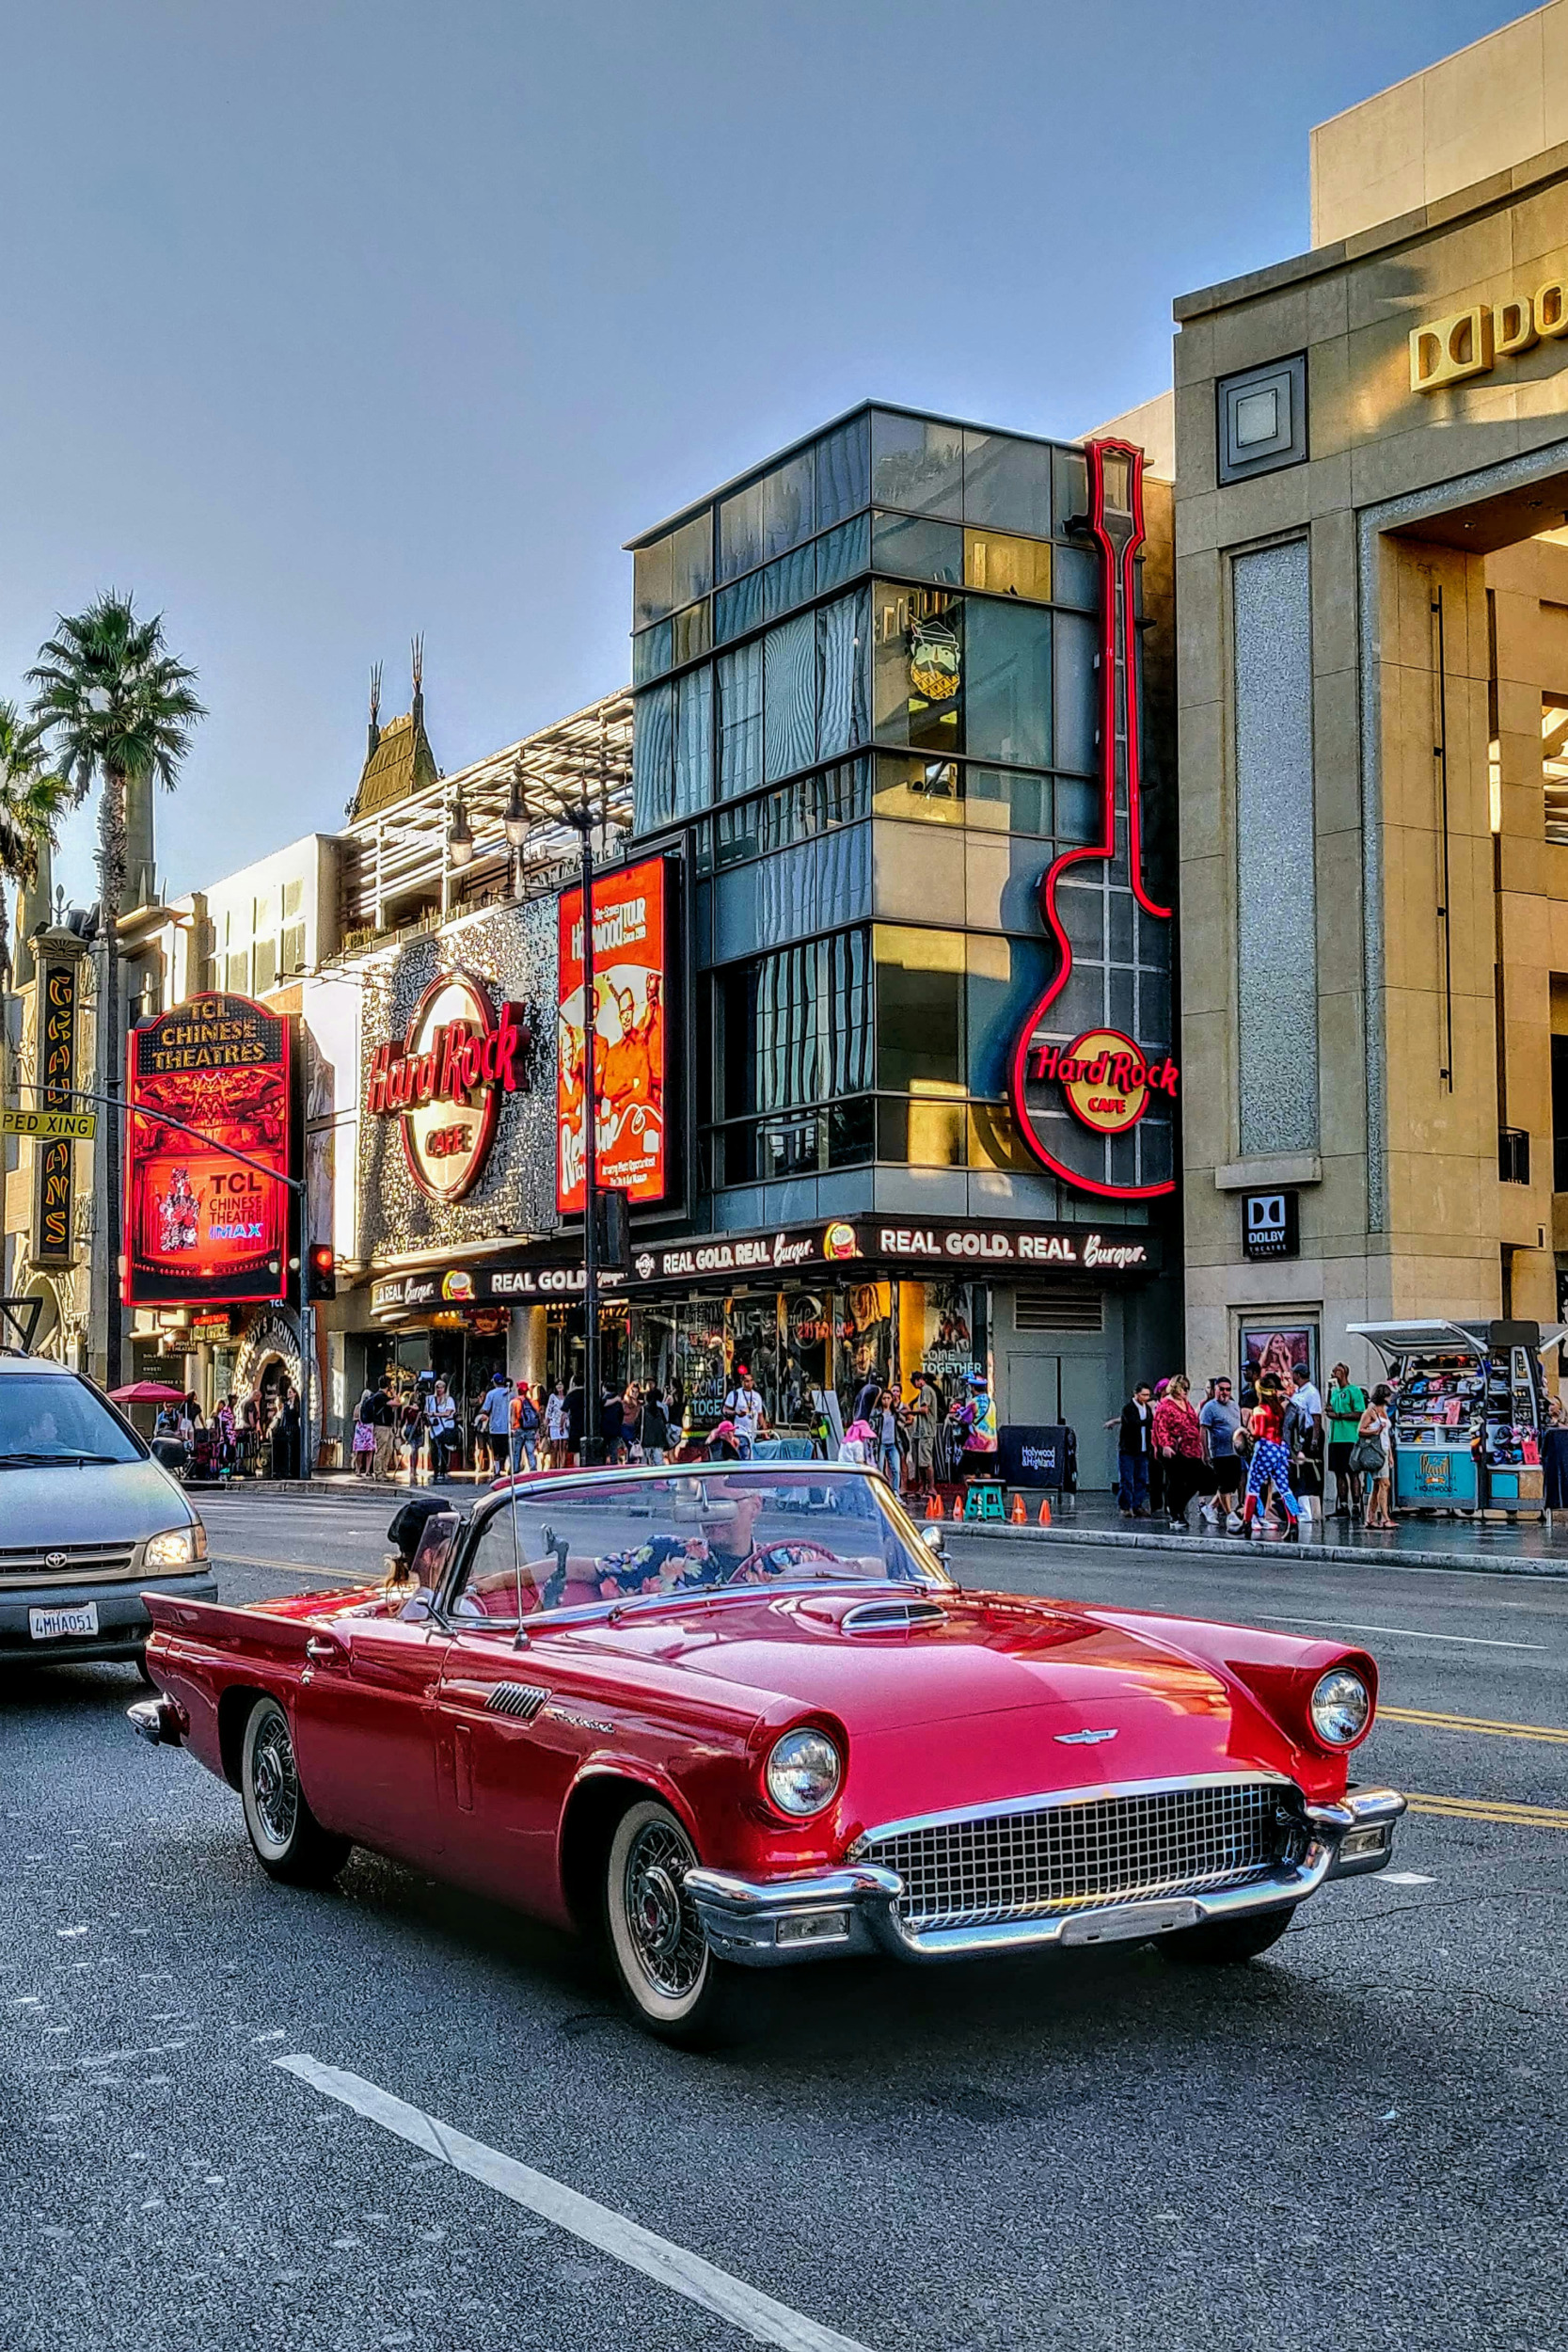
<box><xmin>366</xmin><ymin>971</ymin><xmax>531</xmax><ymax>1205</ymax></box>
<box><xmin>1024</xmin><ymin>1028</ymin><xmax>1179</xmax><ymax>1138</ymax></box>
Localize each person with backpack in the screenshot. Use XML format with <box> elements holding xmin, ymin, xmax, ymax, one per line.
<box><xmin>723</xmin><ymin>1364</ymin><xmax>766</xmax><ymax>1460</ymax></box>
<box><xmin>510</xmin><ymin>1379</ymin><xmax>540</xmax><ymax>1474</ymax></box>
<box><xmin>479</xmin><ymin>1370</ymin><xmax>513</xmax><ymax>1477</ymax></box>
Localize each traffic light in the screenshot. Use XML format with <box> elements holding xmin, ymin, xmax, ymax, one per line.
<box><xmin>307</xmin><ymin>1242</ymin><xmax>336</xmax><ymax>1299</ymax></box>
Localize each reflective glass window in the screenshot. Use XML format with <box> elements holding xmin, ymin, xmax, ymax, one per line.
<box><xmin>763</xmin><ymin>612</ymin><xmax>818</xmax><ymax>783</ymax></box>
<box><xmin>1051</xmin><ymin>543</ymin><xmax>1099</xmax><ymax>610</ymax></box>
<box><xmin>873</xmin><ymin>754</ymin><xmax>963</xmax><ymax>826</ymax></box>
<box><xmin>631</xmin><ymin>680</ymin><xmax>674</xmax><ymax>834</ymax></box>
<box><xmin>965</xmin><ymin>767</ymin><xmax>1051</xmax><ymax>835</ymax></box>
<box><xmin>672</xmin><ymin>601</ymin><xmax>710</xmax><ymax>667</ymax></box>
<box><xmin>763</xmin><ymin>453</ymin><xmax>816</xmax><ymax>561</ymax></box>
<box><xmin>763</xmin><ymin>540</ymin><xmax>816</xmax><ymax>621</ymax></box>
<box><xmin>717</xmin><ymin>641</ymin><xmax>763</xmax><ymax>802</ymax></box>
<box><xmin>874</xmin><ymin>925</ymin><xmax>965</xmax><ymax>1089</ymax></box>
<box><xmin>670</xmin><ymin>513</ymin><xmax>714</xmax><ymax>609</ymax></box>
<box><xmin>673</xmin><ymin>665</ymin><xmax>713</xmax><ymax>818</ymax></box>
<box><xmin>872</xmin><ymin>512</ymin><xmax>963</xmax><ymax>586</ymax></box>
<box><xmin>965</xmin><ymin>931</ymin><xmax>1052</xmax><ymax>1100</ymax></box>
<box><xmin>817</xmin><ymin>588</ymin><xmax>869</xmax><ymax>762</ymax></box>
<box><xmin>871</xmin><ymin>411</ymin><xmax>964</xmax><ymax>518</ymax></box>
<box><xmin>1055</xmin><ymin>772</ymin><xmax>1100</xmax><ymax>840</ymax></box>
<box><xmin>965</xmin><ymin>599</ymin><xmax>1051</xmax><ymax>770</ymax></box>
<box><xmin>872</xmin><ymin>585</ymin><xmax>961</xmax><ymax>755</ymax></box>
<box><xmin>816</xmin><ymin>415</ymin><xmax>871</xmax><ymax>529</ymax></box>
<box><xmin>719</xmin><ymin>480</ymin><xmax>765</xmax><ymax>583</ymax></box>
<box><xmin>963</xmin><ymin>431</ymin><xmax>1053</xmax><ymax>538</ymax></box>
<box><xmin>1053</xmin><ymin>448</ymin><xmax>1089</xmax><ymax>537</ymax></box>
<box><xmin>632</xmin><ymin>622</ymin><xmax>672</xmax><ymax>685</ymax></box>
<box><xmin>879</xmin><ymin>1094</ymin><xmax>966</xmax><ymax>1168</ymax></box>
<box><xmin>964</xmin><ymin>529</ymin><xmax>1051</xmax><ymax>603</ymax></box>
<box><xmin>967</xmin><ymin>1098</ymin><xmax>1038</xmax><ymax>1171</ymax></box>
<box><xmin>634</xmin><ymin>536</ymin><xmax>674</xmax><ymax>629</ymax></box>
<box><xmin>828</xmin><ymin>1094</ymin><xmax>875</xmax><ymax>1166</ymax></box>
<box><xmin>1052</xmin><ymin>610</ymin><xmax>1098</xmax><ymax>773</ymax></box>
<box><xmin>715</xmin><ymin>570</ymin><xmax>763</xmax><ymax>644</ymax></box>
<box><xmin>816</xmin><ymin>513</ymin><xmax>870</xmax><ymax>594</ymax></box>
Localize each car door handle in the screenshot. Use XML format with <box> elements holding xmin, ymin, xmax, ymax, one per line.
<box><xmin>305</xmin><ymin>1636</ymin><xmax>346</xmax><ymax>1663</ymax></box>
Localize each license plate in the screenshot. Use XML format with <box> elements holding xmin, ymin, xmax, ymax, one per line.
<box><xmin>1060</xmin><ymin>1899</ymin><xmax>1201</xmax><ymax>1946</ymax></box>
<box><xmin>29</xmin><ymin>1602</ymin><xmax>99</xmax><ymax>1641</ymax></box>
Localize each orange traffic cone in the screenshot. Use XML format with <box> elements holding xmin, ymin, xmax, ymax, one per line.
<box><xmin>1037</xmin><ymin>1496</ymin><xmax>1053</xmax><ymax>1526</ymax></box>
<box><xmin>926</xmin><ymin>1489</ymin><xmax>944</xmax><ymax>1519</ymax></box>
<box><xmin>1010</xmin><ymin>1490</ymin><xmax>1026</xmax><ymax>1523</ymax></box>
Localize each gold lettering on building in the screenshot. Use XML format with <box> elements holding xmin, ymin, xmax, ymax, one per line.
<box><xmin>1411</xmin><ymin>280</ymin><xmax>1568</xmax><ymax>390</ymax></box>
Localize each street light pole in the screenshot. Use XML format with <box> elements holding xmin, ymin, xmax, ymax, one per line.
<box><xmin>575</xmin><ymin>811</ymin><xmax>600</xmax><ymax>1466</ymax></box>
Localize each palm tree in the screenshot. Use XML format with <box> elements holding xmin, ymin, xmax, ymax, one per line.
<box><xmin>0</xmin><ymin>700</ymin><xmax>71</xmax><ymax>978</ymax></box>
<box><xmin>29</xmin><ymin>593</ymin><xmax>204</xmax><ymax>1383</ymax></box>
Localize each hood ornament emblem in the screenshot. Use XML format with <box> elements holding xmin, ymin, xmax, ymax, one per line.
<box><xmin>1055</xmin><ymin>1726</ymin><xmax>1118</xmax><ymax>1745</ymax></box>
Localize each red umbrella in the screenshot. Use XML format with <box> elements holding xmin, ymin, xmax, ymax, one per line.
<box><xmin>109</xmin><ymin>1380</ymin><xmax>190</xmax><ymax>1404</ymax></box>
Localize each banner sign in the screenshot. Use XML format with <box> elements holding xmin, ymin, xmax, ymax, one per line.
<box><xmin>124</xmin><ymin>993</ymin><xmax>293</xmax><ymax>1307</ymax></box>
<box><xmin>557</xmin><ymin>855</ymin><xmax>668</xmax><ymax>1212</ymax></box>
<box><xmin>996</xmin><ymin>1422</ymin><xmax>1070</xmax><ymax>1488</ymax></box>
<box><xmin>32</xmin><ymin>953</ymin><xmax>79</xmax><ymax>1266</ymax></box>
<box><xmin>370</xmin><ymin>1216</ymin><xmax>1157</xmax><ymax>1316</ymax></box>
<box><xmin>366</xmin><ymin>969</ymin><xmax>531</xmax><ymax>1205</ymax></box>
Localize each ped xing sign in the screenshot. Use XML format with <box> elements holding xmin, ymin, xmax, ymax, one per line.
<box><xmin>4</xmin><ymin>1106</ymin><xmax>95</xmax><ymax>1139</ymax></box>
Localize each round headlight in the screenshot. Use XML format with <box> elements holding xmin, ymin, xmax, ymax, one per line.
<box><xmin>1310</xmin><ymin>1668</ymin><xmax>1371</xmax><ymax>1746</ymax></box>
<box><xmin>766</xmin><ymin>1728</ymin><xmax>842</xmax><ymax>1818</ymax></box>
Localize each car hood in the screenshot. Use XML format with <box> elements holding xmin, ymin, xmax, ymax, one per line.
<box><xmin>0</xmin><ymin>1454</ymin><xmax>194</xmax><ymax>1546</ymax></box>
<box><xmin>553</xmin><ymin>1584</ymin><xmax>1238</xmax><ymax>1734</ymax></box>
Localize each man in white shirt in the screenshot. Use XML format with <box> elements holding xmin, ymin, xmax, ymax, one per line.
<box><xmin>1290</xmin><ymin>1364</ymin><xmax>1323</xmax><ymax>1433</ymax></box>
<box><xmin>722</xmin><ymin>1364</ymin><xmax>766</xmax><ymax>1460</ymax></box>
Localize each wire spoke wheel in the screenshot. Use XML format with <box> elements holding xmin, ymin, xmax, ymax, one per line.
<box><xmin>250</xmin><ymin>1712</ymin><xmax>300</xmax><ymax>1851</ymax></box>
<box><xmin>603</xmin><ymin>1798</ymin><xmax>744</xmax><ymax>2040</ymax></box>
<box><xmin>623</xmin><ymin>1817</ymin><xmax>705</xmax><ymax>1999</ymax></box>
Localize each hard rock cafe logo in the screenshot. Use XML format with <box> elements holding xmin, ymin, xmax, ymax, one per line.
<box><xmin>367</xmin><ymin>972</ymin><xmax>531</xmax><ymax>1205</ymax></box>
<box><xmin>1025</xmin><ymin>1028</ymin><xmax>1180</xmax><ymax>1138</ymax></box>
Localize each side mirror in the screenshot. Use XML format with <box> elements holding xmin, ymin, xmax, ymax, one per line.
<box><xmin>921</xmin><ymin>1523</ymin><xmax>945</xmax><ymax>1554</ymax></box>
<box><xmin>398</xmin><ymin>1590</ymin><xmax>435</xmax><ymax>1623</ymax></box>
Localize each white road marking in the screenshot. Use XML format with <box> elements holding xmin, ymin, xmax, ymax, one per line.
<box><xmin>277</xmin><ymin>2054</ymin><xmax>874</xmax><ymax>2352</ymax></box>
<box><xmin>1379</xmin><ymin>1872</ymin><xmax>1436</xmax><ymax>1886</ymax></box>
<box><xmin>1256</xmin><ymin>1615</ymin><xmax>1545</xmax><ymax>1650</ymax></box>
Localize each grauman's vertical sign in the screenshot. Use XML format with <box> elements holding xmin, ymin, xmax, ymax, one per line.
<box><xmin>32</xmin><ymin>952</ymin><xmax>78</xmax><ymax>1266</ymax></box>
<box><xmin>367</xmin><ymin>971</ymin><xmax>531</xmax><ymax>1205</ymax></box>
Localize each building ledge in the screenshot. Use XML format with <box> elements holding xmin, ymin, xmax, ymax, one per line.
<box><xmin>1213</xmin><ymin>1152</ymin><xmax>1322</xmax><ymax>1193</ymax></box>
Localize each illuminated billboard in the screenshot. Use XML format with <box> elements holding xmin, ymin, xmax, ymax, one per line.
<box><xmin>124</xmin><ymin>993</ymin><xmax>294</xmax><ymax>1306</ymax></box>
<box><xmin>556</xmin><ymin>855</ymin><xmax>668</xmax><ymax>1212</ymax></box>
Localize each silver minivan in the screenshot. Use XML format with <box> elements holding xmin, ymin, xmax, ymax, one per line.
<box><xmin>0</xmin><ymin>1356</ymin><xmax>214</xmax><ymax>1673</ymax></box>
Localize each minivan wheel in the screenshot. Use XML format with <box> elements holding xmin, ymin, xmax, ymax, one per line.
<box><xmin>239</xmin><ymin>1695</ymin><xmax>351</xmax><ymax>1886</ymax></box>
<box><xmin>602</xmin><ymin>1799</ymin><xmax>746</xmax><ymax>2046</ymax></box>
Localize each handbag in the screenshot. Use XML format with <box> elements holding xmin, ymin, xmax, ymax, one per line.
<box><xmin>1350</xmin><ymin>1432</ymin><xmax>1386</xmax><ymax>1476</ymax></box>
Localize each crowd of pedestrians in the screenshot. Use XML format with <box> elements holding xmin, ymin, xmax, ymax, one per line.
<box><xmin>1113</xmin><ymin>1359</ymin><xmax>1397</xmax><ymax>1539</ymax></box>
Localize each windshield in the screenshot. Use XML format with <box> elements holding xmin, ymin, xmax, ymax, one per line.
<box><xmin>448</xmin><ymin>1467</ymin><xmax>947</xmax><ymax>1626</ymax></box>
<box><xmin>0</xmin><ymin>1375</ymin><xmax>142</xmax><ymax>1464</ymax></box>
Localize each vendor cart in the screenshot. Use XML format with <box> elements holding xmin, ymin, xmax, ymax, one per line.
<box><xmin>1348</xmin><ymin>1319</ymin><xmax>1566</xmax><ymax>1519</ymax></box>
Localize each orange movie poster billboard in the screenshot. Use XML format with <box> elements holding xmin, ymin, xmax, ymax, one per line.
<box><xmin>125</xmin><ymin>993</ymin><xmax>293</xmax><ymax>1306</ymax></box>
<box><xmin>557</xmin><ymin>856</ymin><xmax>667</xmax><ymax>1212</ymax></box>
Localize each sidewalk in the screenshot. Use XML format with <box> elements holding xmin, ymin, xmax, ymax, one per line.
<box><xmin>946</xmin><ymin>1487</ymin><xmax>1568</xmax><ymax>1578</ymax></box>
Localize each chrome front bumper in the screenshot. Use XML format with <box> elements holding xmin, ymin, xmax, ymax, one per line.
<box><xmin>685</xmin><ymin>1784</ymin><xmax>1408</xmax><ymax>1968</ymax></box>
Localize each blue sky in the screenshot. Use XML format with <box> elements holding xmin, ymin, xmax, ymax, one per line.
<box><xmin>0</xmin><ymin>0</ymin><xmax>1528</xmax><ymax>903</ymax></box>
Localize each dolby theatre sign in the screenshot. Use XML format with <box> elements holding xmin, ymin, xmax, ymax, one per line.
<box><xmin>366</xmin><ymin>970</ymin><xmax>531</xmax><ymax>1204</ymax></box>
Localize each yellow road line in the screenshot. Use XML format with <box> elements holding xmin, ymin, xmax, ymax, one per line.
<box><xmin>210</xmin><ymin>1552</ymin><xmax>367</xmax><ymax>1580</ymax></box>
<box><xmin>1381</xmin><ymin>1704</ymin><xmax>1568</xmax><ymax>1744</ymax></box>
<box><xmin>1405</xmin><ymin>1792</ymin><xmax>1568</xmax><ymax>1828</ymax></box>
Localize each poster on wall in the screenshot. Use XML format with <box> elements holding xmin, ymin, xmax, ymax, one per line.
<box><xmin>556</xmin><ymin>855</ymin><xmax>668</xmax><ymax>1212</ymax></box>
<box><xmin>124</xmin><ymin>994</ymin><xmax>293</xmax><ymax>1306</ymax></box>
<box><xmin>1240</xmin><ymin>1323</ymin><xmax>1319</xmax><ymax>1394</ymax></box>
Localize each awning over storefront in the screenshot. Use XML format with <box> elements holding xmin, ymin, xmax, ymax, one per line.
<box><xmin>368</xmin><ymin>1214</ymin><xmax>1160</xmax><ymax>1319</ymax></box>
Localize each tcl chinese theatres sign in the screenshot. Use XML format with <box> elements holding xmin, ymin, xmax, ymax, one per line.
<box><xmin>1024</xmin><ymin>1028</ymin><xmax>1179</xmax><ymax>1137</ymax></box>
<box><xmin>557</xmin><ymin>856</ymin><xmax>668</xmax><ymax>1213</ymax></box>
<box><xmin>367</xmin><ymin>972</ymin><xmax>531</xmax><ymax>1205</ymax></box>
<box><xmin>125</xmin><ymin>994</ymin><xmax>293</xmax><ymax>1307</ymax></box>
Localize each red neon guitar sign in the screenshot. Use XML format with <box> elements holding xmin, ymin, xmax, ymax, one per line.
<box><xmin>1007</xmin><ymin>438</ymin><xmax>1177</xmax><ymax>1200</ymax></box>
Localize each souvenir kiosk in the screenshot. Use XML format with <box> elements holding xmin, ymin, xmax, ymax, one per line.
<box><xmin>1347</xmin><ymin>1319</ymin><xmax>1566</xmax><ymax>1518</ymax></box>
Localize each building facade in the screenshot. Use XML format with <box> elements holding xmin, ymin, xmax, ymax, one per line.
<box><xmin>1171</xmin><ymin>2</ymin><xmax>1568</xmax><ymax>1391</ymax></box>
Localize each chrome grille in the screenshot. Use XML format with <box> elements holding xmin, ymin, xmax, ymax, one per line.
<box><xmin>859</xmin><ymin>1780</ymin><xmax>1286</xmax><ymax>1931</ymax></box>
<box><xmin>485</xmin><ymin>1682</ymin><xmax>549</xmax><ymax>1720</ymax></box>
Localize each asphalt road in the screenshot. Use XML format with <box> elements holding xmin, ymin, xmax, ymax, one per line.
<box><xmin>4</xmin><ymin>1490</ymin><xmax>1565</xmax><ymax>2352</ymax></box>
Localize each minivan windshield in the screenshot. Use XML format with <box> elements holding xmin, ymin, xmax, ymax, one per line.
<box><xmin>0</xmin><ymin>1375</ymin><xmax>142</xmax><ymax>1465</ymax></box>
<box><xmin>448</xmin><ymin>1467</ymin><xmax>948</xmax><ymax>1626</ymax></box>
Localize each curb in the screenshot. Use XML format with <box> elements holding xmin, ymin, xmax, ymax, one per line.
<box><xmin>943</xmin><ymin>1517</ymin><xmax>1568</xmax><ymax>1581</ymax></box>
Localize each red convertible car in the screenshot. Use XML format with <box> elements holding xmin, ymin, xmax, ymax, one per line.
<box><xmin>129</xmin><ymin>1464</ymin><xmax>1405</xmax><ymax>2042</ymax></box>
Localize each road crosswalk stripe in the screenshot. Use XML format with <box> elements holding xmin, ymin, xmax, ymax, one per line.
<box><xmin>276</xmin><ymin>2054</ymin><xmax>874</xmax><ymax>2352</ymax></box>
<box><xmin>1381</xmin><ymin>1705</ymin><xmax>1568</xmax><ymax>1743</ymax></box>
